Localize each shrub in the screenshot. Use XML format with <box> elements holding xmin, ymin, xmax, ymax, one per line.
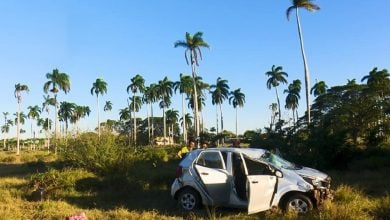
<box><xmin>371</xmin><ymin>195</ymin><xmax>390</xmax><ymax>219</ymax></box>
<box><xmin>0</xmin><ymin>155</ymin><xmax>17</xmax><ymax>163</ymax></box>
<box><xmin>136</xmin><ymin>147</ymin><xmax>169</xmax><ymax>162</ymax></box>
<box><xmin>348</xmin><ymin>146</ymin><xmax>390</xmax><ymax>170</ymax></box>
<box><xmin>27</xmin><ymin>168</ymin><xmax>95</xmax><ymax>199</ymax></box>
<box><xmin>21</xmin><ymin>153</ymin><xmax>38</xmax><ymax>163</ymax></box>
<box><xmin>61</xmin><ymin>132</ymin><xmax>123</xmax><ymax>175</ymax></box>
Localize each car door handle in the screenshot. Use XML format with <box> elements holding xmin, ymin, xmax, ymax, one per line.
<box><xmin>252</xmin><ymin>181</ymin><xmax>258</xmax><ymax>184</ymax></box>
<box><xmin>201</xmin><ymin>172</ymin><xmax>209</xmax><ymax>175</ymax></box>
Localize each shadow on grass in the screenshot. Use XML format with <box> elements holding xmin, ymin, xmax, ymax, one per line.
<box><xmin>0</xmin><ymin>160</ymin><xmax>65</xmax><ymax>178</ymax></box>
<box><xmin>64</xmin><ymin>183</ymin><xmax>249</xmax><ymax>218</ymax></box>
<box><xmin>60</xmin><ymin>159</ymin><xmax>248</xmax><ymax>218</ymax></box>
<box><xmin>61</xmin><ymin>159</ymin><xmax>184</xmax><ymax>215</ymax></box>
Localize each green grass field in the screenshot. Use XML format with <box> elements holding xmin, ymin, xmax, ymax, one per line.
<box><xmin>0</xmin><ymin>150</ymin><xmax>389</xmax><ymax>220</ymax></box>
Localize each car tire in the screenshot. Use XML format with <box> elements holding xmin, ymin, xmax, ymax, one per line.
<box><xmin>283</xmin><ymin>194</ymin><xmax>313</xmax><ymax>214</ymax></box>
<box><xmin>178</xmin><ymin>188</ymin><xmax>201</xmax><ymax>211</ymax></box>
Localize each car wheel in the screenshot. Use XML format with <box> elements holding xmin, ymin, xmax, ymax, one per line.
<box><xmin>178</xmin><ymin>188</ymin><xmax>201</xmax><ymax>211</ymax></box>
<box><xmin>284</xmin><ymin>194</ymin><xmax>313</xmax><ymax>214</ymax></box>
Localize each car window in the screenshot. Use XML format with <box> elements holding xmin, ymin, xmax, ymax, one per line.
<box><xmin>244</xmin><ymin>156</ymin><xmax>273</xmax><ymax>175</ymax></box>
<box><xmin>196</xmin><ymin>151</ymin><xmax>224</xmax><ymax>169</ymax></box>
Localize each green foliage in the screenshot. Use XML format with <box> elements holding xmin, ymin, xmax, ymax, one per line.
<box><xmin>61</xmin><ymin>132</ymin><xmax>122</xmax><ymax>175</ymax></box>
<box><xmin>371</xmin><ymin>195</ymin><xmax>390</xmax><ymax>220</ymax></box>
<box><xmin>0</xmin><ymin>149</ymin><xmax>389</xmax><ymax>219</ymax></box>
<box><xmin>348</xmin><ymin>147</ymin><xmax>390</xmax><ymax>170</ymax></box>
<box><xmin>136</xmin><ymin>146</ymin><xmax>169</xmax><ymax>162</ymax></box>
<box><xmin>61</xmin><ymin>132</ymin><xmax>178</xmax><ymax>182</ymax></box>
<box><xmin>27</xmin><ymin>168</ymin><xmax>95</xmax><ymax>199</ymax></box>
<box><xmin>0</xmin><ymin>155</ymin><xmax>17</xmax><ymax>163</ymax></box>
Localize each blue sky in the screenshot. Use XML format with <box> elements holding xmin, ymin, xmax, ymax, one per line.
<box><xmin>1</xmin><ymin>0</ymin><xmax>389</xmax><ymax>138</ymax></box>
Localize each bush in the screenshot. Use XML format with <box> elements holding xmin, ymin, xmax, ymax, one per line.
<box><xmin>21</xmin><ymin>153</ymin><xmax>38</xmax><ymax>163</ymax></box>
<box><xmin>0</xmin><ymin>155</ymin><xmax>17</xmax><ymax>163</ymax></box>
<box><xmin>61</xmin><ymin>132</ymin><xmax>124</xmax><ymax>175</ymax></box>
<box><xmin>348</xmin><ymin>147</ymin><xmax>390</xmax><ymax>170</ymax></box>
<box><xmin>27</xmin><ymin>168</ymin><xmax>95</xmax><ymax>199</ymax></box>
<box><xmin>371</xmin><ymin>195</ymin><xmax>390</xmax><ymax>219</ymax></box>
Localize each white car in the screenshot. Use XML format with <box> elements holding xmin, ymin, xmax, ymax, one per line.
<box><xmin>171</xmin><ymin>148</ymin><xmax>333</xmax><ymax>214</ymax></box>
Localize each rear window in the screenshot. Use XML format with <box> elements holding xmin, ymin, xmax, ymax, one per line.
<box><xmin>179</xmin><ymin>150</ymin><xmax>201</xmax><ymax>167</ymax></box>
<box><xmin>196</xmin><ymin>151</ymin><xmax>224</xmax><ymax>169</ymax></box>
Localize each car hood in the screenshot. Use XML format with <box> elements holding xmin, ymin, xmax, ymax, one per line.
<box><xmin>293</xmin><ymin>166</ymin><xmax>329</xmax><ymax>180</ymax></box>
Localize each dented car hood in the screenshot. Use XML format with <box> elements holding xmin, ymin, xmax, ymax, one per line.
<box><xmin>293</xmin><ymin>166</ymin><xmax>329</xmax><ymax>180</ymax></box>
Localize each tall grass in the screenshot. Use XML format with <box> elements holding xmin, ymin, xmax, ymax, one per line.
<box><xmin>0</xmin><ymin>135</ymin><xmax>389</xmax><ymax>219</ymax></box>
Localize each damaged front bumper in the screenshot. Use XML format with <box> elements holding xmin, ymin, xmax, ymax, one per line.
<box><xmin>313</xmin><ymin>177</ymin><xmax>334</xmax><ymax>205</ymax></box>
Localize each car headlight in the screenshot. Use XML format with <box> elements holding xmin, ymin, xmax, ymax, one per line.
<box><xmin>302</xmin><ymin>176</ymin><xmax>321</xmax><ymax>187</ymax></box>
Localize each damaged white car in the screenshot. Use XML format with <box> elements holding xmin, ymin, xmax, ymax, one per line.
<box><xmin>171</xmin><ymin>148</ymin><xmax>333</xmax><ymax>214</ymax></box>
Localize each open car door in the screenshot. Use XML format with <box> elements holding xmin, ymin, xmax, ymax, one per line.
<box><xmin>194</xmin><ymin>151</ymin><xmax>230</xmax><ymax>204</ymax></box>
<box><xmin>243</xmin><ymin>155</ymin><xmax>278</xmax><ymax>214</ymax></box>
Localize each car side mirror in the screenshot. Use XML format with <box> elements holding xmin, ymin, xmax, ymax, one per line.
<box><xmin>275</xmin><ymin>170</ymin><xmax>283</xmax><ymax>178</ymax></box>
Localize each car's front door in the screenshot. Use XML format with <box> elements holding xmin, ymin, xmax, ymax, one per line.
<box><xmin>194</xmin><ymin>151</ymin><xmax>230</xmax><ymax>205</ymax></box>
<box><xmin>243</xmin><ymin>156</ymin><xmax>278</xmax><ymax>214</ymax></box>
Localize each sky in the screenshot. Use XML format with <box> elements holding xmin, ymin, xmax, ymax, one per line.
<box><xmin>0</xmin><ymin>0</ymin><xmax>389</xmax><ymax>139</ymax></box>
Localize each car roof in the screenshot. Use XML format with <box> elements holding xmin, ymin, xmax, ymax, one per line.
<box><xmin>179</xmin><ymin>147</ymin><xmax>268</xmax><ymax>167</ymax></box>
<box><xmin>194</xmin><ymin>147</ymin><xmax>267</xmax><ymax>159</ymax></box>
<box><xmin>206</xmin><ymin>147</ymin><xmax>267</xmax><ymax>158</ymax></box>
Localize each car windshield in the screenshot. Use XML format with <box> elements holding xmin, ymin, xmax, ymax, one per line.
<box><xmin>259</xmin><ymin>152</ymin><xmax>300</xmax><ymax>170</ymax></box>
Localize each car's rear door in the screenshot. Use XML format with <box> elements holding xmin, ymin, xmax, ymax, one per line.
<box><xmin>194</xmin><ymin>151</ymin><xmax>230</xmax><ymax>204</ymax></box>
<box><xmin>243</xmin><ymin>156</ymin><xmax>277</xmax><ymax>214</ymax></box>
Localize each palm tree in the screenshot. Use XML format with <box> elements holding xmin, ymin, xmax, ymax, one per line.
<box><xmin>119</xmin><ymin>107</ymin><xmax>131</xmax><ymax>121</ymax></box>
<box><xmin>157</xmin><ymin>77</ymin><xmax>173</xmax><ymax>143</ymax></box>
<box><xmin>58</xmin><ymin>101</ymin><xmax>76</xmax><ymax>135</ymax></box>
<box><xmin>13</xmin><ymin>111</ymin><xmax>27</xmax><ymax>152</ymax></box>
<box><xmin>27</xmin><ymin>105</ymin><xmax>41</xmax><ymax>146</ymax></box>
<box><xmin>104</xmin><ymin>101</ymin><xmax>113</xmax><ymax>112</ymax></box>
<box><xmin>186</xmin><ymin>76</ymin><xmax>209</xmax><ymax>134</ymax></box>
<box><xmin>129</xmin><ymin>95</ymin><xmax>142</xmax><ymax>146</ymax></box>
<box><xmin>361</xmin><ymin>67</ymin><xmax>390</xmax><ymax>92</ymax></box>
<box><xmin>2</xmin><ymin>112</ymin><xmax>8</xmax><ymax>149</ymax></box>
<box><xmin>91</xmin><ymin>78</ymin><xmax>108</xmax><ymax>138</ymax></box>
<box><xmin>287</xmin><ymin>0</ymin><xmax>320</xmax><ymax>125</ymax></box>
<box><xmin>194</xmin><ymin>76</ymin><xmax>209</xmax><ymax>133</ymax></box>
<box><xmin>101</xmin><ymin>119</ymin><xmax>116</xmax><ymax>133</ymax></box>
<box><xmin>229</xmin><ymin>88</ymin><xmax>246</xmax><ymax>137</ymax></box>
<box><xmin>210</xmin><ymin>77</ymin><xmax>230</xmax><ymax>144</ymax></box>
<box><xmin>266</xmin><ymin>65</ymin><xmax>288</xmax><ymax>123</ymax></box>
<box><xmin>143</xmin><ymin>84</ymin><xmax>159</xmax><ymax>144</ymax></box>
<box><xmin>1</xmin><ymin>112</ymin><xmax>12</xmax><ymax>149</ymax></box>
<box><xmin>180</xmin><ymin>113</ymin><xmax>193</xmax><ymax>132</ymax></box>
<box><xmin>42</xmin><ymin>95</ymin><xmax>56</xmax><ymax>150</ymax></box>
<box><xmin>14</xmin><ymin>112</ymin><xmax>27</xmax><ymax>126</ymax></box>
<box><xmin>347</xmin><ymin>79</ymin><xmax>357</xmax><ymax>86</ymax></box>
<box><xmin>175</xmin><ymin>32</ymin><xmax>210</xmax><ymax>144</ymax></box>
<box><xmin>14</xmin><ymin>83</ymin><xmax>29</xmax><ymax>155</ymax></box>
<box><xmin>127</xmin><ymin>74</ymin><xmax>145</xmax><ymax>146</ymax></box>
<box><xmin>119</xmin><ymin>107</ymin><xmax>132</xmax><ymax>145</ymax></box>
<box><xmin>166</xmin><ymin>109</ymin><xmax>179</xmax><ymax>141</ymax></box>
<box><xmin>310</xmin><ymin>80</ymin><xmax>327</xmax><ymax>97</ymax></box>
<box><xmin>269</xmin><ymin>103</ymin><xmax>278</xmax><ymax>130</ymax></box>
<box><xmin>284</xmin><ymin>79</ymin><xmax>302</xmax><ymax>126</ymax></box>
<box><xmin>43</xmin><ymin>69</ymin><xmax>70</xmax><ymax>139</ymax></box>
<box><xmin>159</xmin><ymin>97</ymin><xmax>171</xmax><ymax>144</ymax></box>
<box><xmin>361</xmin><ymin>68</ymin><xmax>390</xmax><ymax>135</ymax></box>
<box><xmin>71</xmin><ymin>105</ymin><xmax>91</xmax><ymax>132</ymax></box>
<box><xmin>174</xmin><ymin>73</ymin><xmax>193</xmax><ymax>143</ymax></box>
<box><xmin>37</xmin><ymin>116</ymin><xmax>52</xmax><ymax>152</ymax></box>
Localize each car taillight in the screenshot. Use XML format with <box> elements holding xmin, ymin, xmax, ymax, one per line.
<box><xmin>176</xmin><ymin>166</ymin><xmax>183</xmax><ymax>178</ymax></box>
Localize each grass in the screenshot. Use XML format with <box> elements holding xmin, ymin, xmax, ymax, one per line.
<box><xmin>0</xmin><ymin>150</ymin><xmax>389</xmax><ymax>219</ymax></box>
